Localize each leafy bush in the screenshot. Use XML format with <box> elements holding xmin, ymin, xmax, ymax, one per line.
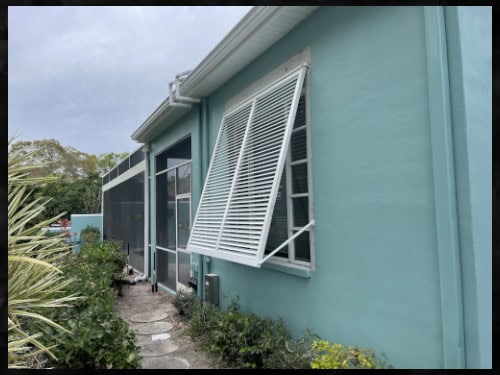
<box><xmin>31</xmin><ymin>240</ymin><xmax>141</xmax><ymax>369</ymax></box>
<box><xmin>79</xmin><ymin>240</ymin><xmax>126</xmax><ymax>276</ymax></box>
<box><xmin>263</xmin><ymin>329</ymin><xmax>319</xmax><ymax>369</ymax></box>
<box><xmin>80</xmin><ymin>225</ymin><xmax>100</xmax><ymax>244</ymax></box>
<box><xmin>174</xmin><ymin>291</ymin><xmax>309</xmax><ymax>369</ymax></box>
<box><xmin>310</xmin><ymin>340</ymin><xmax>391</xmax><ymax>369</ymax></box>
<box><xmin>173</xmin><ymin>291</ymin><xmax>391</xmax><ymax>369</ymax></box>
<box><xmin>206</xmin><ymin>302</ymin><xmax>289</xmax><ymax>368</ymax></box>
<box><xmin>173</xmin><ymin>289</ymin><xmax>198</xmax><ymax>317</ymax></box>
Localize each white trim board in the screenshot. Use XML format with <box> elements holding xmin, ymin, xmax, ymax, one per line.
<box><xmin>102</xmin><ymin>161</ymin><xmax>146</xmax><ymax>192</ymax></box>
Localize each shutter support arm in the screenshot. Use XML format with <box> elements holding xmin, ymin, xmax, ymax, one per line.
<box><xmin>258</xmin><ymin>220</ymin><xmax>314</xmax><ymax>265</ymax></box>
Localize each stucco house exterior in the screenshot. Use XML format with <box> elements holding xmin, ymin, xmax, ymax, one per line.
<box><xmin>101</xmin><ymin>6</ymin><xmax>491</xmax><ymax>368</ymax></box>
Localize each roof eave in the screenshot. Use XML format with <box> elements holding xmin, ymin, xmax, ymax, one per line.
<box><xmin>131</xmin><ymin>6</ymin><xmax>318</xmax><ymax>143</ymax></box>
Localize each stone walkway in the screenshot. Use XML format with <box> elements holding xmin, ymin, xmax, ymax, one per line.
<box><xmin>114</xmin><ymin>280</ymin><xmax>215</xmax><ymax>369</ymax></box>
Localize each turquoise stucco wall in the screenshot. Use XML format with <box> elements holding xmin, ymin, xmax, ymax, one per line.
<box><xmin>444</xmin><ymin>6</ymin><xmax>492</xmax><ymax>369</ymax></box>
<box><xmin>148</xmin><ymin>109</ymin><xmax>201</xmax><ymax>294</ymax></box>
<box><xmin>146</xmin><ymin>5</ymin><xmax>490</xmax><ymax>368</ymax></box>
<box><xmin>203</xmin><ymin>6</ymin><xmax>444</xmax><ymax>368</ymax></box>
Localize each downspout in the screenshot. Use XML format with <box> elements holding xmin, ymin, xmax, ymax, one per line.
<box><xmin>169</xmin><ymin>71</ymin><xmax>200</xmax><ymax>106</ymax></box>
<box><xmin>169</xmin><ymin>82</ymin><xmax>191</xmax><ymax>108</ymax></box>
<box><xmin>195</xmin><ymin>97</ymin><xmax>211</xmax><ymax>301</ymax></box>
<box><xmin>202</xmin><ymin>99</ymin><xmax>212</xmax><ymax>297</ymax></box>
<box><xmin>142</xmin><ymin>143</ymin><xmax>150</xmax><ymax>281</ymax></box>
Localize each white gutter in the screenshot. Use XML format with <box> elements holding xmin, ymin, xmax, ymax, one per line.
<box><xmin>131</xmin><ymin>6</ymin><xmax>318</xmax><ymax>142</ymax></box>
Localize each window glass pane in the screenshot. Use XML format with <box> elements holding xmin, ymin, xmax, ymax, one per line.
<box><xmin>177</xmin><ymin>251</ymin><xmax>191</xmax><ymax>286</ymax></box>
<box><xmin>265</xmin><ymin>171</ymin><xmax>288</xmax><ymax>258</ymax></box>
<box><xmin>292</xmin><ymin>197</ymin><xmax>309</xmax><ymax>227</ymax></box>
<box><xmin>291</xmin><ymin>129</ymin><xmax>307</xmax><ymax>161</ymax></box>
<box><xmin>177</xmin><ymin>163</ymin><xmax>191</xmax><ymax>194</ymax></box>
<box><xmin>167</xmin><ymin>170</ymin><xmax>176</xmax><ymax>250</ymax></box>
<box><xmin>293</xmin><ymin>230</ymin><xmax>310</xmax><ymax>262</ymax></box>
<box><xmin>157</xmin><ymin>249</ymin><xmax>176</xmax><ymax>291</ymax></box>
<box><xmin>177</xmin><ymin>198</ymin><xmax>190</xmax><ymax>249</ymax></box>
<box><xmin>293</xmin><ymin>95</ymin><xmax>306</xmax><ymax>129</ymax></box>
<box><xmin>292</xmin><ymin>163</ymin><xmax>308</xmax><ymax>194</ymax></box>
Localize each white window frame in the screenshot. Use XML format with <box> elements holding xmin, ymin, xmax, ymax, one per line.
<box><xmin>264</xmin><ymin>74</ymin><xmax>315</xmax><ymax>270</ymax></box>
<box><xmin>154</xmin><ymin>137</ymin><xmax>193</xmax><ymax>291</ymax></box>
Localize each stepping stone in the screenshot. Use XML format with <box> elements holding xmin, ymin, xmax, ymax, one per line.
<box><xmin>140</xmin><ymin>341</ymin><xmax>179</xmax><ymax>357</ymax></box>
<box><xmin>152</xmin><ymin>333</ymin><xmax>171</xmax><ymax>341</ymax></box>
<box><xmin>130</xmin><ymin>311</ymin><xmax>168</xmax><ymax>323</ymax></box>
<box><xmin>132</xmin><ymin>321</ymin><xmax>173</xmax><ymax>335</ymax></box>
<box><xmin>142</xmin><ymin>356</ymin><xmax>190</xmax><ymax>369</ymax></box>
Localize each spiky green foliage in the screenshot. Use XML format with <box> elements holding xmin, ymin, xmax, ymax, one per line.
<box><xmin>8</xmin><ymin>138</ymin><xmax>81</xmax><ymax>368</ymax></box>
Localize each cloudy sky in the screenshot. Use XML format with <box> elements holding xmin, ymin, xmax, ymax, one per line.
<box><xmin>8</xmin><ymin>6</ymin><xmax>252</xmax><ymax>155</ymax></box>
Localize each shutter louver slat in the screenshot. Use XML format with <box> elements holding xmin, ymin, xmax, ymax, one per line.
<box><xmin>187</xmin><ymin>65</ymin><xmax>307</xmax><ymax>267</ymax></box>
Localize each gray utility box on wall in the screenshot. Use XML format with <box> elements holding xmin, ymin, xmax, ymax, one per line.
<box><xmin>204</xmin><ymin>274</ymin><xmax>219</xmax><ymax>306</ymax></box>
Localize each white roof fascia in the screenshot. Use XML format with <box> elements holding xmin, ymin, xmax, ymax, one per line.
<box><xmin>131</xmin><ymin>6</ymin><xmax>318</xmax><ymax>142</ymax></box>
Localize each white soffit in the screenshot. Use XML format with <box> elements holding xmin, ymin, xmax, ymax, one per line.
<box><xmin>132</xmin><ymin>6</ymin><xmax>318</xmax><ymax>142</ymax></box>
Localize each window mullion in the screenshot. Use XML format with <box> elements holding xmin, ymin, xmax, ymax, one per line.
<box><xmin>285</xmin><ymin>141</ymin><xmax>294</xmax><ymax>263</ymax></box>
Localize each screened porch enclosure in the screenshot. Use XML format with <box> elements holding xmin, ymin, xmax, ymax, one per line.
<box><xmin>155</xmin><ymin>136</ymin><xmax>192</xmax><ymax>292</ymax></box>
<box><xmin>103</xmin><ymin>171</ymin><xmax>145</xmax><ymax>273</ymax></box>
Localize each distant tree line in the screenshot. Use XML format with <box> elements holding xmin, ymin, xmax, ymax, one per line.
<box><xmin>10</xmin><ymin>139</ymin><xmax>128</xmax><ymax>222</ymax></box>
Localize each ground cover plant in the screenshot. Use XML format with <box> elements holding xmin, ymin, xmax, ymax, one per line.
<box><xmin>174</xmin><ymin>290</ymin><xmax>391</xmax><ymax>369</ymax></box>
<box><xmin>28</xmin><ymin>240</ymin><xmax>141</xmax><ymax>369</ymax></box>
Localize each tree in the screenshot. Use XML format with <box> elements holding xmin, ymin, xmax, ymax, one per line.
<box><xmin>10</xmin><ymin>139</ymin><xmax>129</xmax><ymax>220</ymax></box>
<box><xmin>80</xmin><ymin>173</ymin><xmax>102</xmax><ymax>214</ymax></box>
<box><xmin>9</xmin><ymin>139</ymin><xmax>129</xmax><ymax>180</ymax></box>
<box><xmin>9</xmin><ymin>139</ymin><xmax>91</xmax><ymax>179</ymax></box>
<box><xmin>96</xmin><ymin>152</ymin><xmax>129</xmax><ymax>176</ymax></box>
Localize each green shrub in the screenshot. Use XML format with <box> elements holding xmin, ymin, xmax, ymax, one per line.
<box><xmin>310</xmin><ymin>340</ymin><xmax>391</xmax><ymax>369</ymax></box>
<box><xmin>173</xmin><ymin>291</ymin><xmax>391</xmax><ymax>369</ymax></box>
<box><xmin>47</xmin><ymin>308</ymin><xmax>140</xmax><ymax>369</ymax></box>
<box><xmin>206</xmin><ymin>302</ymin><xmax>291</xmax><ymax>368</ymax></box>
<box><xmin>263</xmin><ymin>329</ymin><xmax>319</xmax><ymax>369</ymax></box>
<box><xmin>30</xmin><ymin>240</ymin><xmax>141</xmax><ymax>369</ymax></box>
<box><xmin>80</xmin><ymin>225</ymin><xmax>100</xmax><ymax>244</ymax></box>
<box><xmin>173</xmin><ymin>289</ymin><xmax>198</xmax><ymax>318</ymax></box>
<box><xmin>173</xmin><ymin>292</ymin><xmax>309</xmax><ymax>369</ymax></box>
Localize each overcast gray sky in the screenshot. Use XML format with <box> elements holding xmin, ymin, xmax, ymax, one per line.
<box><xmin>8</xmin><ymin>6</ymin><xmax>252</xmax><ymax>155</ymax></box>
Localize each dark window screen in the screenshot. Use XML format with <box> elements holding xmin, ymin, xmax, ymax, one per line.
<box><xmin>156</xmin><ymin>137</ymin><xmax>191</xmax><ymax>172</ymax></box>
<box><xmin>103</xmin><ymin>172</ymin><xmax>145</xmax><ymax>273</ymax></box>
<box><xmin>130</xmin><ymin>148</ymin><xmax>145</xmax><ymax>168</ymax></box>
<box><xmin>110</xmin><ymin>167</ymin><xmax>118</xmax><ymax>180</ymax></box>
<box><xmin>264</xmin><ymin>171</ymin><xmax>288</xmax><ymax>258</ymax></box>
<box><xmin>118</xmin><ymin>159</ymin><xmax>129</xmax><ymax>175</ymax></box>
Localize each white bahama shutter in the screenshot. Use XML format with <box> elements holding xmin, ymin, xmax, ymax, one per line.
<box><xmin>187</xmin><ymin>65</ymin><xmax>308</xmax><ymax>267</ymax></box>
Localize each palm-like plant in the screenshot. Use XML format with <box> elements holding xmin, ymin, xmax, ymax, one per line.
<box><xmin>8</xmin><ymin>138</ymin><xmax>81</xmax><ymax>368</ymax></box>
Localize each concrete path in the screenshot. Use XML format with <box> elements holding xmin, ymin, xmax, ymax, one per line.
<box><xmin>114</xmin><ymin>281</ymin><xmax>215</xmax><ymax>369</ymax></box>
